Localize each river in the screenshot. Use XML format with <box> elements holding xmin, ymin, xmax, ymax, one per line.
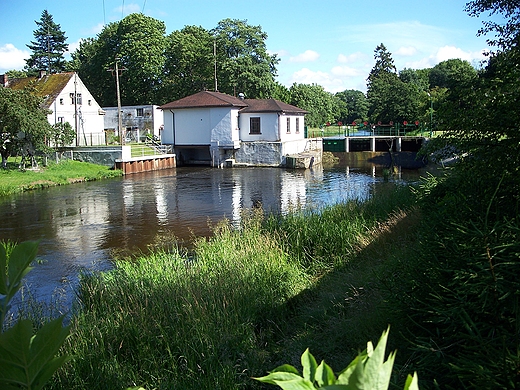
<box><xmin>0</xmin><ymin>163</ymin><xmax>424</xmax><ymax>313</ymax></box>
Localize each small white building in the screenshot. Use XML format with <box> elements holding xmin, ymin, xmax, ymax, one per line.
<box><xmin>103</xmin><ymin>105</ymin><xmax>163</xmax><ymax>143</ymax></box>
<box><xmin>2</xmin><ymin>72</ymin><xmax>106</xmax><ymax>146</ymax></box>
<box><xmin>159</xmin><ymin>91</ymin><xmax>310</xmax><ymax>167</ymax></box>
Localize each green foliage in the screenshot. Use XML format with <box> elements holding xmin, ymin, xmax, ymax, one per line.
<box><xmin>335</xmin><ymin>89</ymin><xmax>368</xmax><ymax>124</ymax></box>
<box><xmin>255</xmin><ymin>328</ymin><xmax>419</xmax><ymax>390</ymax></box>
<box><xmin>212</xmin><ymin>18</ymin><xmax>279</xmax><ymax>99</ymax></box>
<box><xmin>0</xmin><ymin>241</ymin><xmax>70</xmax><ymax>390</ymax></box>
<box><xmin>289</xmin><ymin>83</ymin><xmax>345</xmax><ymax>128</ymax></box>
<box><xmin>0</xmin><ymin>87</ymin><xmax>53</xmax><ymax>167</ymax></box>
<box><xmin>25</xmin><ymin>10</ymin><xmax>68</xmax><ymax>75</ymax></box>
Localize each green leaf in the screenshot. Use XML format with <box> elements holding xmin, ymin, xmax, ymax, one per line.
<box><xmin>254</xmin><ymin>372</ymin><xmax>316</xmax><ymax>390</ymax></box>
<box><xmin>315</xmin><ymin>360</ymin><xmax>336</xmax><ymax>387</ymax></box>
<box><xmin>403</xmin><ymin>372</ymin><xmax>419</xmax><ymax>390</ymax></box>
<box><xmin>301</xmin><ymin>348</ymin><xmax>318</xmax><ymax>383</ymax></box>
<box><xmin>0</xmin><ymin>243</ymin><xmax>7</xmax><ymax>295</ymax></box>
<box><xmin>272</xmin><ymin>364</ymin><xmax>301</xmax><ymax>375</ymax></box>
<box><xmin>0</xmin><ymin>317</ymin><xmax>69</xmax><ymax>390</ymax></box>
<box><xmin>6</xmin><ymin>241</ymin><xmax>38</xmax><ymax>301</ymax></box>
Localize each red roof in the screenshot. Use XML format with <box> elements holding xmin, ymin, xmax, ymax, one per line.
<box><xmin>159</xmin><ymin>91</ymin><xmax>307</xmax><ymax>115</ymax></box>
<box><xmin>159</xmin><ymin>91</ymin><xmax>248</xmax><ymax>110</ymax></box>
<box><xmin>241</xmin><ymin>98</ymin><xmax>308</xmax><ymax>114</ymax></box>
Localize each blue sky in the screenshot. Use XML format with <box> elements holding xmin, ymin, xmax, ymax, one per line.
<box><xmin>0</xmin><ymin>0</ymin><xmax>494</xmax><ymax>92</ymax></box>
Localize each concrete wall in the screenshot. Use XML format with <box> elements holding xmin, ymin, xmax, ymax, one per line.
<box><xmin>57</xmin><ymin>146</ymin><xmax>124</xmax><ymax>167</ymax></box>
<box><xmin>234</xmin><ymin>139</ymin><xmax>311</xmax><ymax>167</ymax></box>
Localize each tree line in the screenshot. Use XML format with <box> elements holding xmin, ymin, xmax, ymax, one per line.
<box><xmin>6</xmin><ymin>10</ymin><xmax>480</xmax><ymax>131</ymax></box>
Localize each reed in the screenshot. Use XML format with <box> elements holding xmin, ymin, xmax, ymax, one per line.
<box><xmin>48</xmin><ymin>184</ymin><xmax>415</xmax><ymax>389</ymax></box>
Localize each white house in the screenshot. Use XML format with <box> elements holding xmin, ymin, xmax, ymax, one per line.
<box><xmin>1</xmin><ymin>72</ymin><xmax>106</xmax><ymax>146</ymax></box>
<box><xmin>103</xmin><ymin>104</ymin><xmax>163</xmax><ymax>143</ymax></box>
<box><xmin>159</xmin><ymin>91</ymin><xmax>310</xmax><ymax>167</ymax></box>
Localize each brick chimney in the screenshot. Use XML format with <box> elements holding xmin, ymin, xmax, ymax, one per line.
<box><xmin>0</xmin><ymin>74</ymin><xmax>8</xmax><ymax>87</ymax></box>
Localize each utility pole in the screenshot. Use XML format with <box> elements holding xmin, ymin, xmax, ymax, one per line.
<box><xmin>109</xmin><ymin>58</ymin><xmax>125</xmax><ymax>144</ymax></box>
<box><xmin>214</xmin><ymin>40</ymin><xmax>218</xmax><ymax>92</ymax></box>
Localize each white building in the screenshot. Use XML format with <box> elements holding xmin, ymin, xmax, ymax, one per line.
<box><xmin>2</xmin><ymin>72</ymin><xmax>106</xmax><ymax>146</ymax></box>
<box><xmin>103</xmin><ymin>105</ymin><xmax>163</xmax><ymax>143</ymax></box>
<box><xmin>159</xmin><ymin>91</ymin><xmax>310</xmax><ymax>167</ymax></box>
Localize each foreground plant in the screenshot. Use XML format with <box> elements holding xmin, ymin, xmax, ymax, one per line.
<box><xmin>254</xmin><ymin>327</ymin><xmax>419</xmax><ymax>390</ymax></box>
<box><xmin>0</xmin><ymin>241</ymin><xmax>70</xmax><ymax>390</ymax></box>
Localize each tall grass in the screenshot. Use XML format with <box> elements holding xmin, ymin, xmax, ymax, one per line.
<box><xmin>49</xmin><ymin>184</ymin><xmax>416</xmax><ymax>390</ymax></box>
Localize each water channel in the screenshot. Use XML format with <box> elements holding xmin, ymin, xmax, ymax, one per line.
<box><xmin>0</xmin><ymin>162</ymin><xmax>426</xmax><ymax>312</ymax></box>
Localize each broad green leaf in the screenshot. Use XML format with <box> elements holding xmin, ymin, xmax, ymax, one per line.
<box><xmin>0</xmin><ymin>317</ymin><xmax>69</xmax><ymax>390</ymax></box>
<box><xmin>253</xmin><ymin>372</ymin><xmax>315</xmax><ymax>390</ymax></box>
<box><xmin>301</xmin><ymin>348</ymin><xmax>318</xmax><ymax>383</ymax></box>
<box><xmin>6</xmin><ymin>241</ymin><xmax>38</xmax><ymax>300</ymax></box>
<box><xmin>0</xmin><ymin>243</ymin><xmax>7</xmax><ymax>295</ymax></box>
<box><xmin>403</xmin><ymin>372</ymin><xmax>420</xmax><ymax>390</ymax></box>
<box><xmin>315</xmin><ymin>360</ymin><xmax>336</xmax><ymax>387</ymax></box>
<box><xmin>336</xmin><ymin>351</ymin><xmax>368</xmax><ymax>385</ymax></box>
<box><xmin>271</xmin><ymin>364</ymin><xmax>301</xmax><ymax>375</ymax></box>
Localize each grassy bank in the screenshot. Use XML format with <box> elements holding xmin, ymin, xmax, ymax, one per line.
<box><xmin>49</xmin><ymin>184</ymin><xmax>417</xmax><ymax>389</ymax></box>
<box><xmin>0</xmin><ymin>160</ymin><xmax>123</xmax><ymax>197</ymax></box>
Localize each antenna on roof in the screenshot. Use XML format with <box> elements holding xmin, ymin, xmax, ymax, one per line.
<box><xmin>214</xmin><ymin>40</ymin><xmax>218</xmax><ymax>92</ymax></box>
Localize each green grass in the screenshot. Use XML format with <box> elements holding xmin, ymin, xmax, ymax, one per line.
<box><xmin>0</xmin><ymin>160</ymin><xmax>123</xmax><ymax>197</ymax></box>
<box><xmin>48</xmin><ymin>185</ymin><xmax>416</xmax><ymax>390</ymax></box>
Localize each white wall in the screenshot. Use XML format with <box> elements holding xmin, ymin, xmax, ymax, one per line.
<box><xmin>48</xmin><ymin>75</ymin><xmax>105</xmax><ymax>145</ymax></box>
<box><xmin>279</xmin><ymin>114</ymin><xmax>306</xmax><ymax>142</ymax></box>
<box><xmin>162</xmin><ymin>107</ymin><xmax>238</xmax><ymax>146</ymax></box>
<box><xmin>239</xmin><ymin>112</ymin><xmax>279</xmax><ymax>142</ymax></box>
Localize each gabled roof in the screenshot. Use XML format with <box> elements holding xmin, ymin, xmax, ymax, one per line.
<box><xmin>159</xmin><ymin>91</ymin><xmax>248</xmax><ymax>110</ymax></box>
<box><xmin>7</xmin><ymin>72</ymin><xmax>75</xmax><ymax>108</ymax></box>
<box><xmin>241</xmin><ymin>98</ymin><xmax>308</xmax><ymax>115</ymax></box>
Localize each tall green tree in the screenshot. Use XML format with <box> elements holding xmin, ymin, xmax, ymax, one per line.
<box><xmin>289</xmin><ymin>83</ymin><xmax>345</xmax><ymax>128</ymax></box>
<box><xmin>429</xmin><ymin>59</ymin><xmax>477</xmax><ymax>89</ymax></box>
<box><xmin>212</xmin><ymin>19</ymin><xmax>279</xmax><ymax>98</ymax></box>
<box><xmin>25</xmin><ymin>10</ymin><xmax>68</xmax><ymax>76</ymax></box>
<box><xmin>366</xmin><ymin>44</ymin><xmax>421</xmax><ymax>123</ymax></box>
<box><xmin>163</xmin><ymin>26</ymin><xmax>215</xmax><ymax>101</ymax></box>
<box><xmin>71</xmin><ymin>13</ymin><xmax>166</xmax><ymax>107</ymax></box>
<box><xmin>335</xmin><ymin>89</ymin><xmax>368</xmax><ymax>123</ymax></box>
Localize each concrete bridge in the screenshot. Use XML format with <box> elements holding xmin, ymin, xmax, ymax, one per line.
<box><xmin>323</xmin><ymin>135</ymin><xmax>426</xmax><ymax>153</ymax></box>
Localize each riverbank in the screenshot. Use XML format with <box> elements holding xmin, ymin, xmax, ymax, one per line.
<box><xmin>0</xmin><ymin>160</ymin><xmax>123</xmax><ymax>197</ymax></box>
<box><xmin>48</xmin><ymin>183</ymin><xmax>420</xmax><ymax>389</ymax></box>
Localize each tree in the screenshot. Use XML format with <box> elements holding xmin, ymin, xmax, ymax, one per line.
<box><xmin>163</xmin><ymin>26</ymin><xmax>215</xmax><ymax>101</ymax></box>
<box><xmin>25</xmin><ymin>10</ymin><xmax>68</xmax><ymax>76</ymax></box>
<box><xmin>429</xmin><ymin>59</ymin><xmax>477</xmax><ymax>89</ymax></box>
<box><xmin>212</xmin><ymin>19</ymin><xmax>279</xmax><ymax>98</ymax></box>
<box><xmin>335</xmin><ymin>89</ymin><xmax>368</xmax><ymax>123</ymax></box>
<box><xmin>289</xmin><ymin>83</ymin><xmax>345</xmax><ymax>128</ymax></box>
<box><xmin>0</xmin><ymin>88</ymin><xmax>52</xmax><ymax>168</ymax></box>
<box><xmin>366</xmin><ymin>43</ymin><xmax>397</xmax><ymax>89</ymax></box>
<box><xmin>399</xmin><ymin>68</ymin><xmax>430</xmax><ymax>92</ymax></box>
<box><xmin>465</xmin><ymin>0</ymin><xmax>520</xmax><ymax>49</ymax></box>
<box><xmin>71</xmin><ymin>14</ymin><xmax>166</xmax><ymax>107</ymax></box>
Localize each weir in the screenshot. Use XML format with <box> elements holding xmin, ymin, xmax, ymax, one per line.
<box><xmin>323</xmin><ymin>136</ymin><xmax>426</xmax><ymax>153</ymax></box>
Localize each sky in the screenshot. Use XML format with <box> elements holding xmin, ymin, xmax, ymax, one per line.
<box><xmin>0</xmin><ymin>0</ymin><xmax>496</xmax><ymax>93</ymax></box>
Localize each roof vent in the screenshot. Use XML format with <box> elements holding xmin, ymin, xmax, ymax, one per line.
<box><xmin>238</xmin><ymin>93</ymin><xmax>245</xmax><ymax>100</ymax></box>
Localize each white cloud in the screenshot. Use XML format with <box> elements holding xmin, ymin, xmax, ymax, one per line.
<box><xmin>115</xmin><ymin>3</ymin><xmax>142</xmax><ymax>17</ymax></box>
<box><xmin>289</xmin><ymin>50</ymin><xmax>320</xmax><ymax>63</ymax></box>
<box><xmin>395</xmin><ymin>46</ymin><xmax>418</xmax><ymax>56</ymax></box>
<box><xmin>337</xmin><ymin>52</ymin><xmax>367</xmax><ymax>64</ymax></box>
<box><xmin>0</xmin><ymin>44</ymin><xmax>29</xmax><ymax>72</ymax></box>
<box><xmin>331</xmin><ymin>65</ymin><xmax>360</xmax><ymax>77</ymax></box>
<box><xmin>405</xmin><ymin>45</ymin><xmax>488</xmax><ymax>69</ymax></box>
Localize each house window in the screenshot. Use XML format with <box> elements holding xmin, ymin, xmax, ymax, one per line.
<box><xmin>136</xmin><ymin>108</ymin><xmax>144</xmax><ymax>117</ymax></box>
<box><xmin>250</xmin><ymin>117</ymin><xmax>261</xmax><ymax>134</ymax></box>
<box><xmin>58</xmin><ymin>117</ymin><xmax>64</xmax><ymax>123</ymax></box>
<box><xmin>59</xmin><ymin>98</ymin><xmax>64</xmax><ymax>105</ymax></box>
<box><xmin>286</xmin><ymin>117</ymin><xmax>291</xmax><ymax>133</ymax></box>
<box><xmin>88</xmin><ymin>99</ymin><xmax>92</xmax><ymax>106</ymax></box>
<box><xmin>70</xmin><ymin>93</ymin><xmax>82</xmax><ymax>105</ymax></box>
<box><xmin>296</xmin><ymin>117</ymin><xmax>300</xmax><ymax>134</ymax></box>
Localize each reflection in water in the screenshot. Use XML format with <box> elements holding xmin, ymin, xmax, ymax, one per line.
<box><xmin>0</xmin><ymin>164</ymin><xmax>423</xmax><ymax>309</ymax></box>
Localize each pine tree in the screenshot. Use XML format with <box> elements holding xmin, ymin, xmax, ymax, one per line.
<box><xmin>25</xmin><ymin>10</ymin><xmax>68</xmax><ymax>75</ymax></box>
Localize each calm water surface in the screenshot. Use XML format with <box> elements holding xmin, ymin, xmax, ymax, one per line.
<box><xmin>0</xmin><ymin>164</ymin><xmax>423</xmax><ymax>310</ymax></box>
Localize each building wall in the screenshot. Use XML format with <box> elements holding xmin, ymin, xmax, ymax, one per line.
<box><xmin>162</xmin><ymin>107</ymin><xmax>239</xmax><ymax>146</ymax></box>
<box><xmin>49</xmin><ymin>75</ymin><xmax>105</xmax><ymax>146</ymax></box>
<box><xmin>103</xmin><ymin>105</ymin><xmax>163</xmax><ymax>141</ymax></box>
<box><xmin>279</xmin><ymin>114</ymin><xmax>306</xmax><ymax>142</ymax></box>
